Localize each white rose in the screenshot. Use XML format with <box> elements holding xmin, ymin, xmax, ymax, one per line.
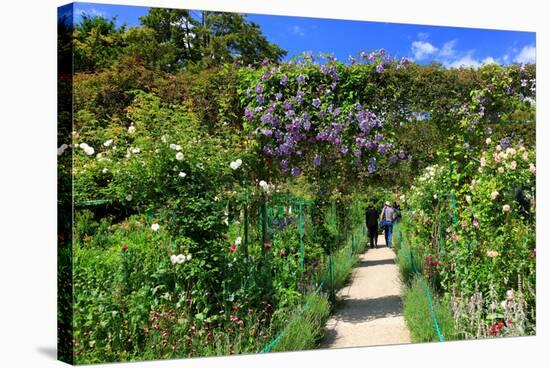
<box><xmin>186</xmin><ymin>254</ymin><xmax>192</xmax><ymax>261</ymax></box>
<box><xmin>151</xmin><ymin>223</ymin><xmax>160</xmax><ymax>231</ymax></box>
<box><xmin>259</xmin><ymin>180</ymin><xmax>269</xmax><ymax>191</ymax></box>
<box><xmin>178</xmin><ymin>172</ymin><xmax>187</xmax><ymax>178</ymax></box>
<box><xmin>235</xmin><ymin>237</ymin><xmax>242</xmax><ymax>246</ymax></box>
<box><xmin>57</xmin><ymin>144</ymin><xmax>68</xmax><ymax>156</ymax></box>
<box><xmin>128</xmin><ymin>125</ymin><xmax>136</xmax><ymax>134</ymax></box>
<box><xmin>529</xmin><ymin>164</ymin><xmax>536</xmax><ymax>174</ymax></box>
<box><xmin>84</xmin><ymin>146</ymin><xmax>95</xmax><ymax>156</ymax></box>
<box><xmin>104</xmin><ymin>139</ymin><xmax>113</xmax><ymax>147</ymax></box>
<box><xmin>176</xmin><ymin>152</ymin><xmax>184</xmax><ymax>161</ymax></box>
<box><xmin>498</xmin><ymin>167</ymin><xmax>505</xmax><ymax>174</ymax></box>
<box><xmin>490</xmin><ymin>191</ymin><xmax>499</xmax><ymax>200</ymax></box>
<box><xmin>170</xmin><ymin>255</ymin><xmax>178</xmax><ymax>265</ymax></box>
<box><xmin>176</xmin><ymin>254</ymin><xmax>186</xmax><ymax>264</ymax></box>
<box><xmin>502</xmin><ymin>204</ymin><xmax>511</xmax><ymax>212</ymax></box>
<box><xmin>485</xmin><ymin>138</ymin><xmax>492</xmax><ymax>144</ymax></box>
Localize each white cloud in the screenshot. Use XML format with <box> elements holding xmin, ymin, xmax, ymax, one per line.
<box><xmin>482</xmin><ymin>56</ymin><xmax>498</xmax><ymax>64</ymax></box>
<box><xmin>445</xmin><ymin>54</ymin><xmax>500</xmax><ymax>69</ymax></box>
<box><xmin>411</xmin><ymin>41</ymin><xmax>438</xmax><ymax>60</ymax></box>
<box><xmin>439</xmin><ymin>40</ymin><xmax>457</xmax><ymax>57</ymax></box>
<box><xmin>291</xmin><ymin>25</ymin><xmax>305</xmax><ymax>37</ymax></box>
<box><xmin>446</xmin><ymin>54</ymin><xmax>481</xmax><ymax>68</ymax></box>
<box><xmin>74</xmin><ymin>7</ymin><xmax>108</xmax><ymax>18</ymax></box>
<box><xmin>514</xmin><ymin>45</ymin><xmax>536</xmax><ymax>64</ymax></box>
<box><xmin>417</xmin><ymin>32</ymin><xmax>430</xmax><ymax>40</ymax></box>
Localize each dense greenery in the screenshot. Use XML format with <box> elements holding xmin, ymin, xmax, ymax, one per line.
<box><xmin>58</xmin><ymin>8</ymin><xmax>536</xmax><ymax>363</ymax></box>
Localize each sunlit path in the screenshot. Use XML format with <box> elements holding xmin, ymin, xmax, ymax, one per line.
<box><xmin>320</xmin><ymin>235</ymin><xmax>410</xmax><ymax>348</ymax></box>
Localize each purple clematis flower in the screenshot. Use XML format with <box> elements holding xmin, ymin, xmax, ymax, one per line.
<box><xmin>313</xmin><ymin>154</ymin><xmax>321</xmax><ymax>167</ymax></box>
<box><xmin>291</xmin><ymin>166</ymin><xmax>302</xmax><ymax>176</ymax></box>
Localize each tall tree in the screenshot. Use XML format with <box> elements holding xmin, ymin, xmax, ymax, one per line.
<box><xmin>73</xmin><ymin>15</ymin><xmax>126</xmax><ymax>71</ymax></box>
<box><xmin>139</xmin><ymin>9</ymin><xmax>286</xmax><ymax>68</ymax></box>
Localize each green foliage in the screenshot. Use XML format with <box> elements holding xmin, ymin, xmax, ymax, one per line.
<box><xmin>62</xmin><ymin>11</ymin><xmax>537</xmax><ymax>359</ymax></box>
<box><xmin>403</xmin><ymin>276</ymin><xmax>457</xmax><ymax>342</ymax></box>
<box><xmin>271</xmin><ymin>293</ymin><xmax>330</xmax><ymax>352</ymax></box>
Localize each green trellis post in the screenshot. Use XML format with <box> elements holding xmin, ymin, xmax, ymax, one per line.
<box><xmin>243</xmin><ymin>180</ymin><xmax>249</xmax><ymax>259</ymax></box>
<box><xmin>298</xmin><ymin>199</ymin><xmax>305</xmax><ymax>271</ymax></box>
<box><xmin>329</xmin><ymin>254</ymin><xmax>335</xmax><ymax>303</ymax></box>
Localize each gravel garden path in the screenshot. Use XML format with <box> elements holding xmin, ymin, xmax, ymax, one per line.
<box><xmin>320</xmin><ymin>234</ymin><xmax>411</xmax><ymax>349</ymax></box>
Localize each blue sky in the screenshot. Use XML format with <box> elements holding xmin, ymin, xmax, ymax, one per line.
<box><xmin>61</xmin><ymin>2</ymin><xmax>536</xmax><ymax>67</ymax></box>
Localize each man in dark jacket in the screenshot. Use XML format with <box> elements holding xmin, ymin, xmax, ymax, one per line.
<box><xmin>365</xmin><ymin>203</ymin><xmax>380</xmax><ymax>249</ymax></box>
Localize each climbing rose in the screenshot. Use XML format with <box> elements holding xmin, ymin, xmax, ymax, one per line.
<box><xmin>230</xmin><ymin>160</ymin><xmax>242</xmax><ymax>170</ymax></box>
<box><xmin>178</xmin><ymin>172</ymin><xmax>187</xmax><ymax>178</ymax></box>
<box><xmin>122</xmin><ymin>245</ymin><xmax>128</xmax><ymax>252</ymax></box>
<box><xmin>176</xmin><ymin>254</ymin><xmax>186</xmax><ymax>264</ymax></box>
<box><xmin>128</xmin><ymin>125</ymin><xmax>136</xmax><ymax>134</ymax></box>
<box><xmin>486</xmin><ymin>250</ymin><xmax>499</xmax><ymax>258</ymax></box>
<box><xmin>506</xmin><ymin>289</ymin><xmax>515</xmax><ymax>301</ymax></box>
<box><xmin>502</xmin><ymin>204</ymin><xmax>511</xmax><ymax>212</ymax></box>
<box><xmin>486</xmin><ymin>138</ymin><xmax>492</xmax><ymax>144</ymax></box>
<box><xmin>264</xmin><ymin>242</ymin><xmax>272</xmax><ymax>249</ymax></box>
<box><xmin>259</xmin><ymin>180</ymin><xmax>269</xmax><ymax>192</ymax></box>
<box><xmin>451</xmin><ymin>233</ymin><xmax>458</xmax><ymax>241</ymax></box>
<box><xmin>472</xmin><ymin>218</ymin><xmax>479</xmax><ymax>229</ymax></box>
<box><xmin>529</xmin><ymin>164</ymin><xmax>536</xmax><ymax>174</ymax></box>
<box><xmin>235</xmin><ymin>237</ymin><xmax>242</xmax><ymax>246</ymax></box>
<box><xmin>490</xmin><ymin>191</ymin><xmax>499</xmax><ymax>200</ymax></box>
<box><xmin>151</xmin><ymin>223</ymin><xmax>160</xmax><ymax>231</ymax></box>
<box><xmin>229</xmin><ymin>244</ymin><xmax>237</xmax><ymax>253</ymax></box>
<box><xmin>498</xmin><ymin>167</ymin><xmax>505</xmax><ymax>174</ymax></box>
<box><xmin>176</xmin><ymin>152</ymin><xmax>184</xmax><ymax>161</ymax></box>
<box><xmin>509</xmin><ymin>161</ymin><xmax>517</xmax><ymax>170</ymax></box>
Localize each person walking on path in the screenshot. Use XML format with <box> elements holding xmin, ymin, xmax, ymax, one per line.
<box><xmin>380</xmin><ymin>201</ymin><xmax>396</xmax><ymax>247</ymax></box>
<box><xmin>365</xmin><ymin>203</ymin><xmax>380</xmax><ymax>249</ymax></box>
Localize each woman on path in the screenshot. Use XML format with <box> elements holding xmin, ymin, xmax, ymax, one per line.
<box><xmin>365</xmin><ymin>203</ymin><xmax>380</xmax><ymax>249</ymax></box>
<box><xmin>380</xmin><ymin>201</ymin><xmax>396</xmax><ymax>247</ymax></box>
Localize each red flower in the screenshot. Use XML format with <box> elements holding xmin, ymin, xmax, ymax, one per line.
<box><xmin>451</xmin><ymin>233</ymin><xmax>458</xmax><ymax>241</ymax></box>
<box><xmin>122</xmin><ymin>245</ymin><xmax>128</xmax><ymax>252</ymax></box>
<box><xmin>263</xmin><ymin>242</ymin><xmax>272</xmax><ymax>249</ymax></box>
<box><xmin>229</xmin><ymin>244</ymin><xmax>237</xmax><ymax>253</ymax></box>
<box><xmin>497</xmin><ymin>322</ymin><xmax>504</xmax><ymax>330</ymax></box>
<box><xmin>506</xmin><ymin>319</ymin><xmax>513</xmax><ymax>326</ymax></box>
